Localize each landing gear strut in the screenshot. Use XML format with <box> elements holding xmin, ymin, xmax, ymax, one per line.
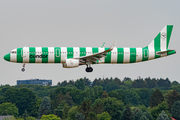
<box><xmin>21</xmin><ymin>63</ymin><xmax>25</xmax><ymax>72</ymax></box>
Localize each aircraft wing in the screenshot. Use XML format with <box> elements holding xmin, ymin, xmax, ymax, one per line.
<box><xmin>75</xmin><ymin>41</ymin><xmax>117</xmax><ymax>64</ymax></box>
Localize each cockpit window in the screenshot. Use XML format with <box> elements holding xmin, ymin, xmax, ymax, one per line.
<box><xmin>11</xmin><ymin>51</ymin><xmax>16</xmax><ymax>54</ymax></box>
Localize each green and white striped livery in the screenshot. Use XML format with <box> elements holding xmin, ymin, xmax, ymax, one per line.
<box><xmin>4</xmin><ymin>25</ymin><xmax>176</xmax><ymax>72</ymax></box>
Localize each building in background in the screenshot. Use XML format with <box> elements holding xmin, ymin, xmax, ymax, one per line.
<box><xmin>17</xmin><ymin>79</ymin><xmax>52</xmax><ymax>85</ymax></box>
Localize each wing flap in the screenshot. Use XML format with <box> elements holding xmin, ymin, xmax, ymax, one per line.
<box><xmin>156</xmin><ymin>50</ymin><xmax>174</xmax><ymax>55</ymax></box>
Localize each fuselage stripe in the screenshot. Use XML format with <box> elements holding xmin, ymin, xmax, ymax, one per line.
<box><xmin>80</xmin><ymin>47</ymin><xmax>86</xmax><ymax>57</ymax></box>
<box><xmin>105</xmin><ymin>48</ymin><xmax>111</xmax><ymax>63</ymax></box>
<box><xmin>29</xmin><ymin>47</ymin><xmax>36</xmax><ymax>63</ymax></box>
<box><xmin>117</xmin><ymin>48</ymin><xmax>124</xmax><ymax>63</ymax></box>
<box><xmin>154</xmin><ymin>33</ymin><xmax>161</xmax><ymax>58</ymax></box>
<box><xmin>67</xmin><ymin>47</ymin><xmax>73</xmax><ymax>59</ymax></box>
<box><xmin>17</xmin><ymin>48</ymin><xmax>23</xmax><ymax>63</ymax></box>
<box><xmin>130</xmin><ymin>48</ymin><xmax>136</xmax><ymax>63</ymax></box>
<box><xmin>42</xmin><ymin>47</ymin><xmax>48</xmax><ymax>63</ymax></box>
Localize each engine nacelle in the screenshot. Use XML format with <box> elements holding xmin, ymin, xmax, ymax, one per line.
<box><xmin>62</xmin><ymin>59</ymin><xmax>79</xmax><ymax>68</ymax></box>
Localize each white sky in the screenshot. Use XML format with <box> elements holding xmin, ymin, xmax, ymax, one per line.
<box><xmin>0</xmin><ymin>0</ymin><xmax>179</xmax><ymax>85</ymax></box>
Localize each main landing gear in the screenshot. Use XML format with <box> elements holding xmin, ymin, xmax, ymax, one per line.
<box><xmin>86</xmin><ymin>67</ymin><xmax>93</xmax><ymax>72</ymax></box>
<box><xmin>21</xmin><ymin>63</ymin><xmax>25</xmax><ymax>72</ymax></box>
<box><xmin>85</xmin><ymin>63</ymin><xmax>93</xmax><ymax>72</ymax></box>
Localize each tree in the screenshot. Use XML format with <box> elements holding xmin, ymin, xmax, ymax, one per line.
<box><xmin>92</xmin><ymin>78</ymin><xmax>100</xmax><ymax>87</ymax></box>
<box><xmin>123</xmin><ymin>80</ymin><xmax>133</xmax><ymax>89</ymax></box>
<box><xmin>0</xmin><ymin>102</ymin><xmax>19</xmax><ymax>117</ymax></box>
<box><xmin>83</xmin><ymin>77</ymin><xmax>91</xmax><ymax>86</ymax></box>
<box><xmin>140</xmin><ymin>115</ymin><xmax>149</xmax><ymax>120</ymax></box>
<box><xmin>86</xmin><ymin>111</ymin><xmax>98</xmax><ymax>120</ymax></box>
<box><xmin>157</xmin><ymin>78</ymin><xmax>171</xmax><ymax>88</ymax></box>
<box><xmin>3</xmin><ymin>88</ymin><xmax>37</xmax><ymax>116</ymax></box>
<box><xmin>144</xmin><ymin>112</ymin><xmax>153</xmax><ymax>120</ymax></box>
<box><xmin>38</xmin><ymin>97</ymin><xmax>51</xmax><ymax>118</ymax></box>
<box><xmin>133</xmin><ymin>109</ymin><xmax>143</xmax><ymax>120</ymax></box>
<box><xmin>51</xmin><ymin>92</ymin><xmax>65</xmax><ymax>110</ymax></box>
<box><xmin>62</xmin><ymin>104</ymin><xmax>70</xmax><ymax>119</ymax></box>
<box><xmin>16</xmin><ymin>118</ymin><xmax>23</xmax><ymax>120</ymax></box>
<box><xmin>0</xmin><ymin>102</ymin><xmax>19</xmax><ymax>118</ymax></box>
<box><xmin>78</xmin><ymin>99</ymin><xmax>91</xmax><ymax>119</ymax></box>
<box><xmin>97</xmin><ymin>112</ymin><xmax>111</xmax><ymax>120</ymax></box>
<box><xmin>149</xmin><ymin>89</ymin><xmax>164</xmax><ymax>107</ymax></box>
<box><xmin>75</xmin><ymin>112</ymin><xmax>85</xmax><ymax>120</ymax></box>
<box><xmin>166</xmin><ymin>89</ymin><xmax>180</xmax><ymax>111</ymax></box>
<box><xmin>103</xmin><ymin>97</ymin><xmax>124</xmax><ymax>120</ymax></box>
<box><xmin>132</xmin><ymin>79</ymin><xmax>148</xmax><ymax>88</ymax></box>
<box><xmin>157</xmin><ymin>110</ymin><xmax>170</xmax><ymax>120</ymax></box>
<box><xmin>171</xmin><ymin>81</ymin><xmax>179</xmax><ymax>86</ymax></box>
<box><xmin>108</xmin><ymin>90</ymin><xmax>125</xmax><ymax>103</ymax></box>
<box><xmin>64</xmin><ymin>92</ymin><xmax>74</xmax><ymax>107</ymax></box>
<box><xmin>57</xmin><ymin>82</ymin><xmax>60</xmax><ymax>86</ymax></box>
<box><xmin>101</xmin><ymin>90</ymin><xmax>108</xmax><ymax>98</ymax></box>
<box><xmin>136</xmin><ymin>88</ymin><xmax>151</xmax><ymax>107</ymax></box>
<box><xmin>92</xmin><ymin>99</ymin><xmax>104</xmax><ymax>114</ymax></box>
<box><xmin>122</xmin><ymin>104</ymin><xmax>132</xmax><ymax>120</ymax></box>
<box><xmin>68</xmin><ymin>80</ymin><xmax>75</xmax><ymax>86</ymax></box>
<box><xmin>67</xmin><ymin>106</ymin><xmax>79</xmax><ymax>120</ymax></box>
<box><xmin>171</xmin><ymin>101</ymin><xmax>180</xmax><ymax>120</ymax></box>
<box><xmin>60</xmin><ymin>80</ymin><xmax>68</xmax><ymax>87</ymax></box>
<box><xmin>26</xmin><ymin>116</ymin><xmax>36</xmax><ymax>120</ymax></box>
<box><xmin>137</xmin><ymin>105</ymin><xmax>147</xmax><ymax>112</ymax></box>
<box><xmin>118</xmin><ymin>89</ymin><xmax>141</xmax><ymax>106</ymax></box>
<box><xmin>22</xmin><ymin>109</ymin><xmax>28</xmax><ymax>120</ymax></box>
<box><xmin>69</xmin><ymin>88</ymin><xmax>86</xmax><ymax>105</ymax></box>
<box><xmin>145</xmin><ymin>77</ymin><xmax>157</xmax><ymax>88</ymax></box>
<box><xmin>54</xmin><ymin>101</ymin><xmax>66</xmax><ymax>118</ymax></box>
<box><xmin>75</xmin><ymin>78</ymin><xmax>85</xmax><ymax>90</ymax></box>
<box><xmin>40</xmin><ymin>114</ymin><xmax>60</xmax><ymax>120</ymax></box>
<box><xmin>150</xmin><ymin>101</ymin><xmax>170</xmax><ymax>120</ymax></box>
<box><xmin>113</xmin><ymin>77</ymin><xmax>122</xmax><ymax>86</ymax></box>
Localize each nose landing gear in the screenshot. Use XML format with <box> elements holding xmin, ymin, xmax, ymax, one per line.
<box><xmin>21</xmin><ymin>63</ymin><xmax>25</xmax><ymax>72</ymax></box>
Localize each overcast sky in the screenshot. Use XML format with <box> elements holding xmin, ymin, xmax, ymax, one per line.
<box><xmin>0</xmin><ymin>0</ymin><xmax>179</xmax><ymax>85</ymax></box>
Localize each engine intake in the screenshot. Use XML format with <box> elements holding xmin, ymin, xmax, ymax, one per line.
<box><xmin>62</xmin><ymin>59</ymin><xmax>79</xmax><ymax>68</ymax></box>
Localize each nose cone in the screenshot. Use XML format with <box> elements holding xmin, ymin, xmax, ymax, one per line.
<box><xmin>4</xmin><ymin>53</ymin><xmax>10</xmax><ymax>61</ymax></box>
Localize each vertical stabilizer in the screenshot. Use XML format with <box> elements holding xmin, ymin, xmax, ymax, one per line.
<box><xmin>148</xmin><ymin>25</ymin><xmax>173</xmax><ymax>50</ymax></box>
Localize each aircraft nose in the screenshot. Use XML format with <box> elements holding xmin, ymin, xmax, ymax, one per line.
<box><xmin>4</xmin><ymin>53</ymin><xmax>10</xmax><ymax>61</ymax></box>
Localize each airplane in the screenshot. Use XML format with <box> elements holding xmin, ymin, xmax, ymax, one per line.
<box><xmin>4</xmin><ymin>25</ymin><xmax>176</xmax><ymax>72</ymax></box>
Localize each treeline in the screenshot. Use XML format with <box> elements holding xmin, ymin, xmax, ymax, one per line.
<box><xmin>0</xmin><ymin>77</ymin><xmax>180</xmax><ymax>120</ymax></box>
<box><xmin>58</xmin><ymin>77</ymin><xmax>179</xmax><ymax>92</ymax></box>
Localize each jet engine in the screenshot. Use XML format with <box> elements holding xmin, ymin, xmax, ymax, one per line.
<box><xmin>62</xmin><ymin>59</ymin><xmax>79</xmax><ymax>68</ymax></box>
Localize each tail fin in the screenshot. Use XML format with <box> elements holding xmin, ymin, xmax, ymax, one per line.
<box><xmin>148</xmin><ymin>25</ymin><xmax>173</xmax><ymax>51</ymax></box>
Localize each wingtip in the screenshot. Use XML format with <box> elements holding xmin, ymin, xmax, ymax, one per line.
<box><xmin>109</xmin><ymin>40</ymin><xmax>117</xmax><ymax>50</ymax></box>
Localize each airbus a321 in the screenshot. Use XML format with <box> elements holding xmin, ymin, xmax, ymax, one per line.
<box><xmin>4</xmin><ymin>25</ymin><xmax>176</xmax><ymax>72</ymax></box>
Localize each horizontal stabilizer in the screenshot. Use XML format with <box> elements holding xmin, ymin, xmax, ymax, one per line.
<box><xmin>156</xmin><ymin>50</ymin><xmax>174</xmax><ymax>55</ymax></box>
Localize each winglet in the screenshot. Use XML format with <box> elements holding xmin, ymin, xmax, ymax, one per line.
<box><xmin>101</xmin><ymin>42</ymin><xmax>105</xmax><ymax>48</ymax></box>
<box><xmin>109</xmin><ymin>40</ymin><xmax>117</xmax><ymax>50</ymax></box>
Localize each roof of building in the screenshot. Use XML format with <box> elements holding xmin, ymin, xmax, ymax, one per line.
<box><xmin>0</xmin><ymin>116</ymin><xmax>14</xmax><ymax>120</ymax></box>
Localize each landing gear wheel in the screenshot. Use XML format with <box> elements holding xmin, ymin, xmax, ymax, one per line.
<box><xmin>21</xmin><ymin>68</ymin><xmax>25</xmax><ymax>72</ymax></box>
<box><xmin>86</xmin><ymin>67</ymin><xmax>89</xmax><ymax>72</ymax></box>
<box><xmin>85</xmin><ymin>67</ymin><xmax>93</xmax><ymax>73</ymax></box>
<box><xmin>89</xmin><ymin>67</ymin><xmax>93</xmax><ymax>72</ymax></box>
